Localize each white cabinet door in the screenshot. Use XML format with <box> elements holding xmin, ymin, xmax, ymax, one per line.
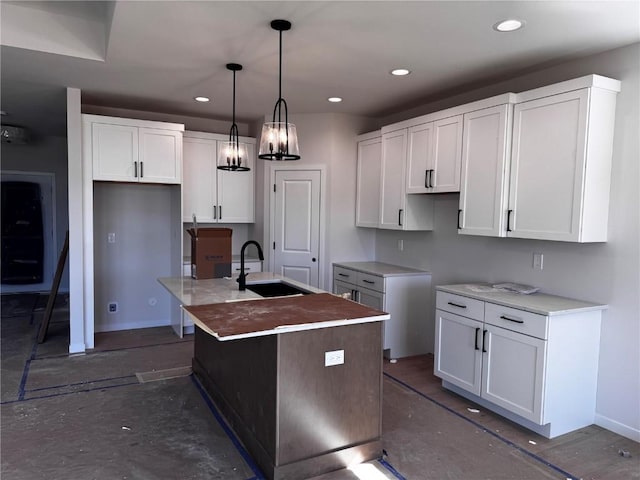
<box><xmin>508</xmin><ymin>90</ymin><xmax>589</xmax><ymax>241</ymax></box>
<box><xmin>459</xmin><ymin>104</ymin><xmax>512</xmax><ymax>237</ymax></box>
<box><xmin>434</xmin><ymin>309</ymin><xmax>483</xmax><ymax>396</ymax></box>
<box><xmin>216</xmin><ymin>141</ymin><xmax>255</xmax><ymax>223</ymax></box>
<box><xmin>182</xmin><ymin>137</ymin><xmax>217</xmax><ymax>222</ymax></box>
<box><xmin>406</xmin><ymin>122</ymin><xmax>433</xmax><ymax>194</ymax></box>
<box><xmin>481</xmin><ymin>324</ymin><xmax>546</xmax><ymax>423</ymax></box>
<box><xmin>138</xmin><ymin>128</ymin><xmax>182</xmax><ymax>184</ymax></box>
<box><xmin>356</xmin><ymin>136</ymin><xmax>382</xmax><ymax>227</ymax></box>
<box><xmin>430</xmin><ymin>115</ymin><xmax>463</xmax><ymax>193</ymax></box>
<box><xmin>379</xmin><ymin>129</ymin><xmax>407</xmax><ymax>230</ymax></box>
<box><xmin>92</xmin><ymin>123</ymin><xmax>139</xmax><ymax>182</ymax></box>
<box><xmin>357</xmin><ymin>286</ymin><xmax>385</xmax><ymax>311</ymax></box>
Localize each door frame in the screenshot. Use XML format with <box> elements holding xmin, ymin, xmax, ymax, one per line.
<box><xmin>264</xmin><ymin>164</ymin><xmax>327</xmax><ymax>290</ymax></box>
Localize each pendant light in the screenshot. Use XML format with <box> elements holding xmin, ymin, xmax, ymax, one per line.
<box><xmin>218</xmin><ymin>63</ymin><xmax>249</xmax><ymax>171</ymax></box>
<box><xmin>258</xmin><ymin>19</ymin><xmax>300</xmax><ymax>161</ymax></box>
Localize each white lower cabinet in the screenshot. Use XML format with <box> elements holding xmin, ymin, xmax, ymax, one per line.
<box><xmin>333</xmin><ymin>262</ymin><xmax>431</xmax><ymax>359</ymax></box>
<box><xmin>434</xmin><ymin>287</ymin><xmax>604</xmax><ymax>438</ymax></box>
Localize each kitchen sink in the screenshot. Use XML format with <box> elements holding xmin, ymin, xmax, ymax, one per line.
<box><xmin>246</xmin><ymin>282</ymin><xmax>311</xmax><ymax>298</ymax></box>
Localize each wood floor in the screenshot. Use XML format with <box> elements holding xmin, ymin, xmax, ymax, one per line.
<box><xmin>2</xmin><ymin>293</ymin><xmax>639</xmax><ymax>479</ymax></box>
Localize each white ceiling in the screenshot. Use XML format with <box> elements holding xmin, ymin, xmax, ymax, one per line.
<box><xmin>1</xmin><ymin>1</ymin><xmax>639</xmax><ymax>138</ymax></box>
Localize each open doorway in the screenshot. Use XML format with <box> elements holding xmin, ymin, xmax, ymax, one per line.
<box><xmin>1</xmin><ymin>171</ymin><xmax>56</xmax><ymax>294</ymax></box>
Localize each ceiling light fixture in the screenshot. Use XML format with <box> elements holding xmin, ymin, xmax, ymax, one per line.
<box><xmin>258</xmin><ymin>19</ymin><xmax>300</xmax><ymax>161</ymax></box>
<box><xmin>391</xmin><ymin>68</ymin><xmax>411</xmax><ymax>76</ymax></box>
<box><xmin>194</xmin><ymin>96</ymin><xmax>210</xmax><ymax>103</ymax></box>
<box><xmin>218</xmin><ymin>63</ymin><xmax>249</xmax><ymax>171</ymax></box>
<box><xmin>327</xmin><ymin>97</ymin><xmax>343</xmax><ymax>103</ymax></box>
<box><xmin>493</xmin><ymin>19</ymin><xmax>524</xmax><ymax>32</ymax></box>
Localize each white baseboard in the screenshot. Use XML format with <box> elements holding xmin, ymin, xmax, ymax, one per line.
<box><xmin>95</xmin><ymin>318</ymin><xmax>172</xmax><ymax>333</ymax></box>
<box><xmin>595</xmin><ymin>413</ymin><xmax>640</xmax><ymax>442</ymax></box>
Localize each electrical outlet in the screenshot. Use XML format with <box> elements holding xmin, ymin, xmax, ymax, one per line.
<box><xmin>108</xmin><ymin>302</ymin><xmax>118</xmax><ymax>313</ymax></box>
<box><xmin>533</xmin><ymin>253</ymin><xmax>544</xmax><ymax>270</ymax></box>
<box><xmin>325</xmin><ymin>349</ymin><xmax>344</xmax><ymax>367</ymax></box>
<box><xmin>397</xmin><ymin>239</ymin><xmax>404</xmax><ymax>251</ymax></box>
<box><xmin>108</xmin><ymin>233</ymin><xmax>116</xmax><ymax>243</ymax></box>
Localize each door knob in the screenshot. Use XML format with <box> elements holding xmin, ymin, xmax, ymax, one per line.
<box><xmin>312</xmin><ymin>258</ymin><xmax>316</xmax><ymax>262</ymax></box>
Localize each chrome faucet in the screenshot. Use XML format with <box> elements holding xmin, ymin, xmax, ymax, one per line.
<box><xmin>237</xmin><ymin>240</ymin><xmax>264</xmax><ymax>291</ymax></box>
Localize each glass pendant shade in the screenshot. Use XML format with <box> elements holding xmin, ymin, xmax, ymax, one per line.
<box><xmin>258</xmin><ymin>19</ymin><xmax>300</xmax><ymax>161</ymax></box>
<box><xmin>259</xmin><ymin>121</ymin><xmax>299</xmax><ymax>160</ymax></box>
<box><xmin>218</xmin><ymin>63</ymin><xmax>250</xmax><ymax>171</ymax></box>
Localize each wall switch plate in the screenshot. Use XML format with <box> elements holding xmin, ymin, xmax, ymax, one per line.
<box><xmin>533</xmin><ymin>253</ymin><xmax>544</xmax><ymax>270</ymax></box>
<box><xmin>108</xmin><ymin>232</ymin><xmax>116</xmax><ymax>243</ymax></box>
<box><xmin>108</xmin><ymin>302</ymin><xmax>118</xmax><ymax>313</ymax></box>
<box><xmin>325</xmin><ymin>349</ymin><xmax>344</xmax><ymax>367</ymax></box>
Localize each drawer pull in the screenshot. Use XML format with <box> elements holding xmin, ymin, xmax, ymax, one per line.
<box><xmin>500</xmin><ymin>315</ymin><xmax>524</xmax><ymax>324</ymax></box>
<box><xmin>362</xmin><ymin>279</ymin><xmax>375</xmax><ymax>284</ymax></box>
<box><xmin>338</xmin><ymin>273</ymin><xmax>349</xmax><ymax>277</ymax></box>
<box><xmin>475</xmin><ymin>327</ymin><xmax>480</xmax><ymax>351</ymax></box>
<box><xmin>235</xmin><ymin>268</ymin><xmax>251</xmax><ymax>271</ymax></box>
<box><xmin>482</xmin><ymin>329</ymin><xmax>487</xmax><ymax>353</ymax></box>
<box><xmin>447</xmin><ymin>301</ymin><xmax>467</xmax><ymax>309</ymax></box>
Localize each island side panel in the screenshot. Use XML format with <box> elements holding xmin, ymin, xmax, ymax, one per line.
<box><xmin>276</xmin><ymin>322</ymin><xmax>383</xmax><ymax>471</ymax></box>
<box><xmin>193</xmin><ymin>326</ymin><xmax>278</xmax><ymax>467</ymax></box>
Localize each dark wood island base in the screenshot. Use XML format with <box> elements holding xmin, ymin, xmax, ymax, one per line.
<box><xmin>193</xmin><ymin>321</ymin><xmax>384</xmax><ymax>480</ymax></box>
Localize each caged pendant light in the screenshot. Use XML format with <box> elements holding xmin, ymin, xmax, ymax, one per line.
<box><xmin>218</xmin><ymin>63</ymin><xmax>250</xmax><ymax>171</ymax></box>
<box><xmin>258</xmin><ymin>19</ymin><xmax>300</xmax><ymax>161</ymax></box>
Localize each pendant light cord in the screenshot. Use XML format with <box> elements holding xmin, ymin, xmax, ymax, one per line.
<box><xmin>278</xmin><ymin>28</ymin><xmax>283</xmax><ymax>124</ymax></box>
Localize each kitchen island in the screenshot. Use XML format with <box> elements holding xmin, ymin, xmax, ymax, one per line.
<box><xmin>158</xmin><ymin>275</ymin><xmax>390</xmax><ymax>480</ymax></box>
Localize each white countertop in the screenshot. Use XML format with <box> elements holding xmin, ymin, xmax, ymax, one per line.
<box><xmin>158</xmin><ymin>272</ymin><xmax>324</xmax><ymax>306</ymax></box>
<box><xmin>333</xmin><ymin>261</ymin><xmax>430</xmax><ymax>277</ymax></box>
<box><xmin>436</xmin><ymin>284</ymin><xmax>607</xmax><ymax>316</ymax></box>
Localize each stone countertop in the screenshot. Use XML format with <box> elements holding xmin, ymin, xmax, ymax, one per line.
<box><xmin>158</xmin><ymin>272</ymin><xmax>324</xmax><ymax>306</ymax></box>
<box><xmin>436</xmin><ymin>284</ymin><xmax>607</xmax><ymax>316</ymax></box>
<box><xmin>333</xmin><ymin>261</ymin><xmax>430</xmax><ymax>277</ymax></box>
<box><xmin>183</xmin><ymin>293</ymin><xmax>389</xmax><ymax>341</ymax></box>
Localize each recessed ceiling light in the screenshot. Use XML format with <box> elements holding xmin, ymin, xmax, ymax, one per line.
<box><xmin>493</xmin><ymin>19</ymin><xmax>524</xmax><ymax>32</ymax></box>
<box><xmin>391</xmin><ymin>68</ymin><xmax>411</xmax><ymax>76</ymax></box>
<box><xmin>194</xmin><ymin>96</ymin><xmax>210</xmax><ymax>103</ymax></box>
<box><xmin>327</xmin><ymin>97</ymin><xmax>342</xmax><ymax>103</ymax></box>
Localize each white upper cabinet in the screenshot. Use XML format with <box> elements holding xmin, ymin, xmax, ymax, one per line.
<box><xmin>182</xmin><ymin>131</ymin><xmax>255</xmax><ymax>224</ymax></box>
<box><xmin>458</xmin><ymin>104</ymin><xmax>513</xmax><ymax>237</ymax></box>
<box><xmin>355</xmin><ymin>132</ymin><xmax>382</xmax><ymax>228</ymax></box>
<box><xmin>458</xmin><ymin>75</ymin><xmax>619</xmax><ymax>242</ymax></box>
<box><xmin>508</xmin><ymin>82</ymin><xmax>618</xmax><ymax>242</ymax></box>
<box><xmin>406</xmin><ymin>115</ymin><xmax>463</xmax><ymax>194</ymax></box>
<box><xmin>85</xmin><ymin>115</ymin><xmax>183</xmax><ymax>184</ymax></box>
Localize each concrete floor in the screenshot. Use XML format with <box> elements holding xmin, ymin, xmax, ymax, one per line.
<box><xmin>2</xmin><ymin>293</ymin><xmax>638</xmax><ymax>479</ymax></box>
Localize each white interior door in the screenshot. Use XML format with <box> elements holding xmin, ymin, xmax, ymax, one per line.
<box><xmin>273</xmin><ymin>170</ymin><xmax>321</xmax><ymax>287</ymax></box>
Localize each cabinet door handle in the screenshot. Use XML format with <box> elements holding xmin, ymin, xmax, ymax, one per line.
<box><xmin>398</xmin><ymin>209</ymin><xmax>403</xmax><ymax>227</ymax></box>
<box><xmin>475</xmin><ymin>327</ymin><xmax>480</xmax><ymax>350</ymax></box>
<box><xmin>213</xmin><ymin>205</ymin><xmax>217</xmax><ymax>220</ymax></box>
<box><xmin>457</xmin><ymin>209</ymin><xmax>462</xmax><ymax>229</ymax></box>
<box><xmin>507</xmin><ymin>209</ymin><xmax>513</xmax><ymax>232</ymax></box>
<box><xmin>219</xmin><ymin>205</ymin><xmax>222</xmax><ymax>220</ymax></box>
<box><xmin>140</xmin><ymin>161</ymin><xmax>144</xmax><ymax>178</ymax></box>
<box><xmin>134</xmin><ymin>161</ymin><xmax>138</xmax><ymax>178</ymax></box>
<box><xmin>482</xmin><ymin>329</ymin><xmax>488</xmax><ymax>353</ymax></box>
<box><xmin>338</xmin><ymin>273</ymin><xmax>349</xmax><ymax>278</ymax></box>
<box><xmin>424</xmin><ymin>170</ymin><xmax>429</xmax><ymax>188</ymax></box>
<box><xmin>362</xmin><ymin>279</ymin><xmax>375</xmax><ymax>284</ymax></box>
<box><xmin>429</xmin><ymin>169</ymin><xmax>435</xmax><ymax>188</ymax></box>
<box><xmin>500</xmin><ymin>315</ymin><xmax>524</xmax><ymax>324</ymax></box>
<box><xmin>447</xmin><ymin>301</ymin><xmax>467</xmax><ymax>309</ymax></box>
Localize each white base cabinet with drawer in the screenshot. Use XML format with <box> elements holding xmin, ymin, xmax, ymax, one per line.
<box><xmin>333</xmin><ymin>262</ymin><xmax>431</xmax><ymax>359</ymax></box>
<box><xmin>434</xmin><ymin>286</ymin><xmax>605</xmax><ymax>438</ymax></box>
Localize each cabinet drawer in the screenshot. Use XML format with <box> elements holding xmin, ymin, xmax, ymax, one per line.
<box><xmin>436</xmin><ymin>292</ymin><xmax>484</xmax><ymax>321</ymax></box>
<box><xmin>485</xmin><ymin>303</ymin><xmax>548</xmax><ymax>340</ymax></box>
<box><xmin>334</xmin><ymin>266</ymin><xmax>357</xmax><ymax>284</ymax></box>
<box><xmin>357</xmin><ymin>272</ymin><xmax>384</xmax><ymax>292</ymax></box>
<box><xmin>232</xmin><ymin>261</ymin><xmax>262</xmax><ymax>274</ymax></box>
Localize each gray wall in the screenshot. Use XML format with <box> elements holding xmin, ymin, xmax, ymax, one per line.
<box><xmin>1</xmin><ymin>135</ymin><xmax>70</xmax><ymax>293</ymax></box>
<box><xmin>374</xmin><ymin>43</ymin><xmax>640</xmax><ymax>439</ymax></box>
